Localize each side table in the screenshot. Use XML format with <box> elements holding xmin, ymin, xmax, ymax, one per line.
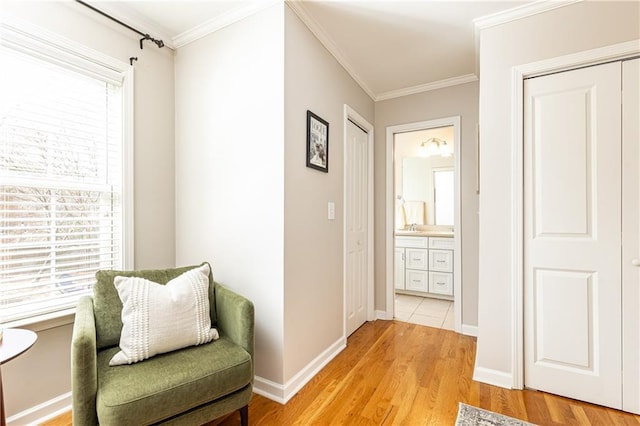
<box><xmin>0</xmin><ymin>329</ymin><xmax>38</xmax><ymax>426</ymax></box>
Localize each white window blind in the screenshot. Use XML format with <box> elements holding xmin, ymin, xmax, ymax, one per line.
<box><xmin>1</xmin><ymin>41</ymin><xmax>125</xmax><ymax>322</ymax></box>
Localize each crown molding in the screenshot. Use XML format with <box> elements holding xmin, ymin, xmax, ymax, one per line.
<box><xmin>77</xmin><ymin>1</ymin><xmax>176</xmax><ymax>50</ymax></box>
<box><xmin>473</xmin><ymin>0</ymin><xmax>583</xmax><ymax>30</ymax></box>
<box><xmin>285</xmin><ymin>0</ymin><xmax>376</xmax><ymax>101</ymax></box>
<box><xmin>173</xmin><ymin>0</ymin><xmax>280</xmax><ymax>48</ymax></box>
<box><xmin>473</xmin><ymin>0</ymin><xmax>582</xmax><ymax>79</ymax></box>
<box><xmin>376</xmin><ymin>74</ymin><xmax>478</xmax><ymax>102</ymax></box>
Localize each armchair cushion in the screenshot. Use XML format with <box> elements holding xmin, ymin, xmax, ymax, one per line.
<box><xmin>110</xmin><ymin>264</ymin><xmax>219</xmax><ymax>366</ymax></box>
<box><xmin>93</xmin><ymin>263</ymin><xmax>217</xmax><ymax>350</ymax></box>
<box><xmin>96</xmin><ymin>333</ymin><xmax>252</xmax><ymax>425</ymax></box>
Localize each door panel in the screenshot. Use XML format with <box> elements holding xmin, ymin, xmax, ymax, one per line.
<box><xmin>346</xmin><ymin>119</ymin><xmax>368</xmax><ymax>336</ymax></box>
<box><xmin>524</xmin><ymin>61</ymin><xmax>622</xmax><ymax>408</ymax></box>
<box><xmin>533</xmin><ymin>269</ymin><xmax>594</xmax><ymax>369</ymax></box>
<box><xmin>533</xmin><ymin>88</ymin><xmax>592</xmax><ymax>237</ymax></box>
<box><xmin>622</xmin><ymin>58</ymin><xmax>640</xmax><ymax>414</ymax></box>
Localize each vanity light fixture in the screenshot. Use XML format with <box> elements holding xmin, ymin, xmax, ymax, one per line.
<box><xmin>440</xmin><ymin>140</ymin><xmax>452</xmax><ymax>157</ymax></box>
<box><xmin>419</xmin><ymin>138</ymin><xmax>451</xmax><ymax>157</ymax></box>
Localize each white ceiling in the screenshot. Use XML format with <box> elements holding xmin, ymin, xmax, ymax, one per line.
<box><xmin>91</xmin><ymin>0</ymin><xmax>539</xmax><ymax>100</ymax></box>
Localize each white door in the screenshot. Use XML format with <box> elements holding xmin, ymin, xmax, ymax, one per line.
<box><xmin>346</xmin><ymin>119</ymin><xmax>368</xmax><ymax>336</ymax></box>
<box><xmin>524</xmin><ymin>62</ymin><xmax>623</xmax><ymax>408</ymax></box>
<box><xmin>622</xmin><ymin>58</ymin><xmax>640</xmax><ymax>414</ymax></box>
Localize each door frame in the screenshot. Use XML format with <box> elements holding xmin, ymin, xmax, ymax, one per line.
<box><xmin>343</xmin><ymin>105</ymin><xmax>375</xmax><ymax>339</ymax></box>
<box><xmin>511</xmin><ymin>39</ymin><xmax>640</xmax><ymax>389</ymax></box>
<box><xmin>385</xmin><ymin>116</ymin><xmax>462</xmax><ymax>333</ymax></box>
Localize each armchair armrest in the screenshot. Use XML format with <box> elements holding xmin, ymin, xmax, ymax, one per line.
<box><xmin>71</xmin><ymin>296</ymin><xmax>98</xmax><ymax>426</ymax></box>
<box><xmin>214</xmin><ymin>284</ymin><xmax>254</xmax><ymax>361</ymax></box>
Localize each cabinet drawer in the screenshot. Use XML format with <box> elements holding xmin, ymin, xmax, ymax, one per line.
<box><xmin>395</xmin><ymin>236</ymin><xmax>428</xmax><ymax>249</ymax></box>
<box><xmin>429</xmin><ymin>272</ymin><xmax>453</xmax><ymax>295</ymax></box>
<box><xmin>405</xmin><ymin>270</ymin><xmax>428</xmax><ymax>292</ymax></box>
<box><xmin>429</xmin><ymin>237</ymin><xmax>454</xmax><ymax>249</ymax></box>
<box><xmin>405</xmin><ymin>248</ymin><xmax>428</xmax><ymax>270</ymax></box>
<box><xmin>429</xmin><ymin>249</ymin><xmax>453</xmax><ymax>272</ymax></box>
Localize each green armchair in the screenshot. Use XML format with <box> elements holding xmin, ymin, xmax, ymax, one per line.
<box><xmin>71</xmin><ymin>264</ymin><xmax>254</xmax><ymax>425</ymax></box>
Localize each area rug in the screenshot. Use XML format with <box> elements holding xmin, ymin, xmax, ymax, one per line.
<box><xmin>455</xmin><ymin>402</ymin><xmax>536</xmax><ymax>426</ymax></box>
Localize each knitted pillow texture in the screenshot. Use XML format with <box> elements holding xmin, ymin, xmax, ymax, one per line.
<box><xmin>109</xmin><ymin>263</ymin><xmax>219</xmax><ymax>366</ymax></box>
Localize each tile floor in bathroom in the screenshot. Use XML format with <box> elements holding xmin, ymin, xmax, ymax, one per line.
<box><xmin>394</xmin><ymin>293</ymin><xmax>454</xmax><ymax>331</ymax></box>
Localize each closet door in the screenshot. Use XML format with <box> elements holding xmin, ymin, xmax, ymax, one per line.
<box><xmin>345</xmin><ymin>119</ymin><xmax>369</xmax><ymax>336</ymax></box>
<box><xmin>622</xmin><ymin>58</ymin><xmax>640</xmax><ymax>414</ymax></box>
<box><xmin>524</xmin><ymin>62</ymin><xmax>622</xmax><ymax>408</ymax></box>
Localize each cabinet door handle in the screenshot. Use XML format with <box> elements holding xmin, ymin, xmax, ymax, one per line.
<box><xmin>632</xmin><ymin>258</ymin><xmax>640</xmax><ymax>267</ymax></box>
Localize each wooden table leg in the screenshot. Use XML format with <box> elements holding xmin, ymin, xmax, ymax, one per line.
<box><xmin>1</xmin><ymin>366</ymin><xmax>6</xmax><ymax>426</ymax></box>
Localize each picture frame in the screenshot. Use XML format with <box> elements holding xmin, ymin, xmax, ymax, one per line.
<box><xmin>306</xmin><ymin>110</ymin><xmax>329</xmax><ymax>173</ymax></box>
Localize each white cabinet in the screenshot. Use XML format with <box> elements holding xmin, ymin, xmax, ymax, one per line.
<box><xmin>429</xmin><ymin>237</ymin><xmax>454</xmax><ymax>250</ymax></box>
<box><xmin>429</xmin><ymin>249</ymin><xmax>453</xmax><ymax>272</ymax></box>
<box><xmin>429</xmin><ymin>272</ymin><xmax>453</xmax><ymax>295</ymax></box>
<box><xmin>406</xmin><ymin>269</ymin><xmax>428</xmax><ymax>292</ymax></box>
<box><xmin>395</xmin><ymin>235</ymin><xmax>454</xmax><ymax>297</ymax></box>
<box><xmin>405</xmin><ymin>247</ymin><xmax>429</xmax><ymax>292</ymax></box>
<box><xmin>406</xmin><ymin>248</ymin><xmax>428</xmax><ymax>270</ymax></box>
<box><xmin>395</xmin><ymin>237</ymin><xmax>429</xmax><ymax>292</ymax></box>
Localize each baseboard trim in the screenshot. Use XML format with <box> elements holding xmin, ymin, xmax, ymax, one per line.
<box><xmin>461</xmin><ymin>324</ymin><xmax>478</xmax><ymax>337</ymax></box>
<box><xmin>253</xmin><ymin>376</ymin><xmax>286</xmax><ymax>404</ymax></box>
<box><xmin>7</xmin><ymin>392</ymin><xmax>71</xmax><ymax>426</ymax></box>
<box><xmin>473</xmin><ymin>366</ymin><xmax>513</xmax><ymax>389</ymax></box>
<box><xmin>375</xmin><ymin>310</ymin><xmax>392</xmax><ymax>320</ymax></box>
<box><xmin>254</xmin><ymin>336</ymin><xmax>346</xmax><ymax>404</ymax></box>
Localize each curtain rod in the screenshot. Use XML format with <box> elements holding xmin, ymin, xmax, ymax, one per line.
<box><xmin>75</xmin><ymin>0</ymin><xmax>165</xmax><ymax>50</ymax></box>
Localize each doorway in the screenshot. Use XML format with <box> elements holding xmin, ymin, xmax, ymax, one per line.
<box><xmin>385</xmin><ymin>117</ymin><xmax>462</xmax><ymax>332</ymax></box>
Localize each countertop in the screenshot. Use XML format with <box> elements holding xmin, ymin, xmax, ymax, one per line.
<box><xmin>395</xmin><ymin>230</ymin><xmax>454</xmax><ymax>238</ymax></box>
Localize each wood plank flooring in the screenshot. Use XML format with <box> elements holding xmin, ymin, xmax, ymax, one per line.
<box><xmin>43</xmin><ymin>320</ymin><xmax>640</xmax><ymax>425</ymax></box>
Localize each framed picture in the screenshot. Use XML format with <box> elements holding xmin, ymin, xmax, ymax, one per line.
<box><xmin>306</xmin><ymin>110</ymin><xmax>329</xmax><ymax>173</ymax></box>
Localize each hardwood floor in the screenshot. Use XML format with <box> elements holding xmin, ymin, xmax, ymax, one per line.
<box><xmin>44</xmin><ymin>320</ymin><xmax>640</xmax><ymax>425</ymax></box>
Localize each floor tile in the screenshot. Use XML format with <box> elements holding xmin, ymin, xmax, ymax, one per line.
<box><xmin>442</xmin><ymin>316</ymin><xmax>455</xmax><ymax>331</ymax></box>
<box><xmin>395</xmin><ymin>298</ymin><xmax>422</xmax><ymax>312</ymax></box>
<box><xmin>394</xmin><ymin>310</ymin><xmax>412</xmax><ymax>321</ymax></box>
<box><xmin>406</xmin><ymin>313</ymin><xmax>443</xmax><ymax>328</ymax></box>
<box><xmin>414</xmin><ymin>298</ymin><xmax>450</xmax><ymax>316</ymax></box>
<box><xmin>394</xmin><ymin>293</ymin><xmax>454</xmax><ymax>331</ymax></box>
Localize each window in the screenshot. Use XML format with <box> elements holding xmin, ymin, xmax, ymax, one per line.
<box><xmin>0</xmin><ymin>23</ymin><xmax>132</xmax><ymax>323</ymax></box>
<box><xmin>433</xmin><ymin>169</ymin><xmax>454</xmax><ymax>226</ymax></box>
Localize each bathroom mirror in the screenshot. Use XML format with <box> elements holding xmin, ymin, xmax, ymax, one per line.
<box><xmin>395</xmin><ymin>126</ymin><xmax>455</xmax><ymax>227</ymax></box>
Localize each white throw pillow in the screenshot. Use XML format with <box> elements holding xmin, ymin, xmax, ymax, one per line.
<box><xmin>109</xmin><ymin>264</ymin><xmax>219</xmax><ymax>366</ymax></box>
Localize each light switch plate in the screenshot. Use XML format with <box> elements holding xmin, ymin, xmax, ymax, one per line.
<box><xmin>328</xmin><ymin>202</ymin><xmax>335</xmax><ymax>220</ymax></box>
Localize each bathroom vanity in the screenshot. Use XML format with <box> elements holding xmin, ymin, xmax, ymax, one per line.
<box><xmin>394</xmin><ymin>232</ymin><xmax>454</xmax><ymax>299</ymax></box>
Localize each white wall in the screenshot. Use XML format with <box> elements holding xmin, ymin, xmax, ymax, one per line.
<box><xmin>476</xmin><ymin>0</ymin><xmax>640</xmax><ymax>382</ymax></box>
<box><xmin>283</xmin><ymin>5</ymin><xmax>374</xmax><ymax>382</ymax></box>
<box><xmin>374</xmin><ymin>81</ymin><xmax>480</xmax><ymax>327</ymax></box>
<box><xmin>174</xmin><ymin>2</ymin><xmax>375</xmax><ymax>394</ymax></box>
<box><xmin>0</xmin><ymin>1</ymin><xmax>176</xmax><ymax>421</ymax></box>
<box><xmin>174</xmin><ymin>4</ymin><xmax>286</xmax><ymax>384</ymax></box>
